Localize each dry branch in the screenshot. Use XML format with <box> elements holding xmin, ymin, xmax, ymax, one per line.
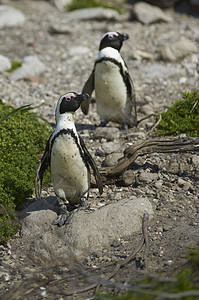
<box><xmin>100</xmin><ymin>136</ymin><xmax>199</xmax><ymax>181</ymax></box>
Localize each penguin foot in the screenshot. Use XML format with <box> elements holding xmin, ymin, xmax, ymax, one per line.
<box><xmin>120</xmin><ymin>120</ymin><xmax>128</xmax><ymax>133</ymax></box>
<box><xmin>99</xmin><ymin>120</ymin><xmax>107</xmax><ymax>127</ymax></box>
<box><xmin>52</xmin><ymin>213</ymin><xmax>68</xmax><ymax>226</ymax></box>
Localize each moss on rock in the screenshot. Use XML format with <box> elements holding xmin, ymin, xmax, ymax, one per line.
<box><xmin>0</xmin><ymin>100</ymin><xmax>52</xmax><ymax>244</ymax></box>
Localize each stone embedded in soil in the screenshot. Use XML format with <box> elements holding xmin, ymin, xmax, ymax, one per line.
<box><xmin>102</xmin><ymin>152</ymin><xmax>122</xmax><ymax>167</ymax></box>
<box><xmin>93</xmin><ymin>127</ymin><xmax>120</xmax><ymax>141</ymax></box>
<box><xmin>20</xmin><ymin>196</ymin><xmax>153</xmax><ymax>262</ymax></box>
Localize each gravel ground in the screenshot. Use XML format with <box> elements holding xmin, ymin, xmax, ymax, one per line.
<box><xmin>0</xmin><ymin>0</ymin><xmax>199</xmax><ymax>298</ymax></box>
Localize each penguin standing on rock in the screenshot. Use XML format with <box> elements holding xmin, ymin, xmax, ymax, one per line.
<box><xmin>81</xmin><ymin>31</ymin><xmax>137</xmax><ymax>129</ymax></box>
<box><xmin>35</xmin><ymin>92</ymin><xmax>103</xmax><ymax>226</ymax></box>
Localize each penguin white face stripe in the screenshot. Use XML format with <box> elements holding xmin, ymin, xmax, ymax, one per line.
<box><xmin>101</xmin><ymin>31</ymin><xmax>118</xmax><ymax>40</ymax></box>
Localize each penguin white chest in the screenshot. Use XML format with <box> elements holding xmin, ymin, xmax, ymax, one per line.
<box><xmin>50</xmin><ymin>134</ymin><xmax>89</xmax><ymax>205</ymax></box>
<box><xmin>95</xmin><ymin>60</ymin><xmax>127</xmax><ymax>122</ymax></box>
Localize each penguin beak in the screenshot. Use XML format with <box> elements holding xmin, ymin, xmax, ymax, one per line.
<box><xmin>75</xmin><ymin>93</ymin><xmax>89</xmax><ymax>102</ymax></box>
<box><xmin>118</xmin><ymin>33</ymin><xmax>129</xmax><ymax>41</ymax></box>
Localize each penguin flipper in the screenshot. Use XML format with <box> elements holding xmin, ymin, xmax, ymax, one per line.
<box><xmin>125</xmin><ymin>71</ymin><xmax>137</xmax><ymax>126</ymax></box>
<box><xmin>35</xmin><ymin>139</ymin><xmax>50</xmax><ymax>199</ymax></box>
<box><xmin>79</xmin><ymin>136</ymin><xmax>103</xmax><ymax>195</ymax></box>
<box><xmin>81</xmin><ymin>70</ymin><xmax>95</xmax><ymax>115</ymax></box>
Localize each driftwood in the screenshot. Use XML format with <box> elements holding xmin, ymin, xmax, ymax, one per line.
<box><xmin>98</xmin><ymin>136</ymin><xmax>199</xmax><ymax>183</ymax></box>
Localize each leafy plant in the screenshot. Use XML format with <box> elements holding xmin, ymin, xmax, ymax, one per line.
<box><xmin>0</xmin><ymin>100</ymin><xmax>53</xmax><ymax>244</ymax></box>
<box><xmin>6</xmin><ymin>60</ymin><xmax>22</xmax><ymax>73</ymax></box>
<box><xmin>155</xmin><ymin>90</ymin><xmax>199</xmax><ymax>137</ymax></box>
<box><xmin>66</xmin><ymin>0</ymin><xmax>126</xmax><ymax>14</ymax></box>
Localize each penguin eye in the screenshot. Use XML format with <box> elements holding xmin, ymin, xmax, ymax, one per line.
<box><xmin>64</xmin><ymin>96</ymin><xmax>73</xmax><ymax>102</ymax></box>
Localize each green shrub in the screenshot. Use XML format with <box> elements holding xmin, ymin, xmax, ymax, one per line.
<box><xmin>155</xmin><ymin>90</ymin><xmax>199</xmax><ymax>137</ymax></box>
<box><xmin>0</xmin><ymin>100</ymin><xmax>52</xmax><ymax>244</ymax></box>
<box><xmin>66</xmin><ymin>0</ymin><xmax>126</xmax><ymax>14</ymax></box>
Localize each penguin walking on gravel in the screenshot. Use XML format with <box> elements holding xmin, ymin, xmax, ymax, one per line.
<box><xmin>81</xmin><ymin>31</ymin><xmax>137</xmax><ymax>129</ymax></box>
<box><xmin>35</xmin><ymin>92</ymin><xmax>103</xmax><ymax>226</ymax></box>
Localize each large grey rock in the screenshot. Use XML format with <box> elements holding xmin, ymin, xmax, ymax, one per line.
<box><xmin>10</xmin><ymin>56</ymin><xmax>46</xmax><ymax>81</ymax></box>
<box><xmin>20</xmin><ymin>196</ymin><xmax>153</xmax><ymax>262</ymax></box>
<box><xmin>64</xmin><ymin>7</ymin><xmax>121</xmax><ymax>21</ymax></box>
<box><xmin>160</xmin><ymin>38</ymin><xmax>198</xmax><ymax>62</ymax></box>
<box><xmin>0</xmin><ymin>5</ymin><xmax>25</xmax><ymax>28</ymax></box>
<box><xmin>0</xmin><ymin>55</ymin><xmax>11</xmax><ymax>72</ymax></box>
<box><xmin>133</xmin><ymin>2</ymin><xmax>173</xmax><ymax>24</ymax></box>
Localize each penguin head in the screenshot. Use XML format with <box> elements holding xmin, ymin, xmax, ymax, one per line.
<box><xmin>55</xmin><ymin>92</ymin><xmax>89</xmax><ymax>120</ymax></box>
<box><xmin>99</xmin><ymin>31</ymin><xmax>129</xmax><ymax>52</ymax></box>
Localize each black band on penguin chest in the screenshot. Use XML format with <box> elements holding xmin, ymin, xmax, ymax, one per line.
<box><xmin>50</xmin><ymin>129</ymin><xmax>88</xmax><ymax>168</ymax></box>
<box><xmin>95</xmin><ymin>57</ymin><xmax>131</xmax><ymax>96</ymax></box>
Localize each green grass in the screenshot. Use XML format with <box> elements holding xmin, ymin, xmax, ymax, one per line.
<box><xmin>0</xmin><ymin>100</ymin><xmax>53</xmax><ymax>244</ymax></box>
<box><xmin>155</xmin><ymin>90</ymin><xmax>199</xmax><ymax>137</ymax></box>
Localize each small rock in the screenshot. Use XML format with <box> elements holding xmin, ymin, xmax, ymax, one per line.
<box><xmin>0</xmin><ymin>5</ymin><xmax>25</xmax><ymax>28</ymax></box>
<box><xmin>49</xmin><ymin>23</ymin><xmax>73</xmax><ymax>34</ymax></box>
<box><xmin>139</xmin><ymin>104</ymin><xmax>154</xmax><ymax>115</ymax></box>
<box><xmin>154</xmin><ymin>180</ymin><xmax>163</xmax><ymax>189</ymax></box>
<box><xmin>133</xmin><ymin>2</ymin><xmax>173</xmax><ymax>24</ymax></box>
<box><xmin>0</xmin><ymin>55</ymin><xmax>11</xmax><ymax>72</ymax></box>
<box><xmin>102</xmin><ymin>152</ymin><xmax>122</xmax><ymax>167</ymax></box>
<box><xmin>178</xmin><ymin>178</ymin><xmax>194</xmax><ymax>192</ymax></box>
<box><xmin>122</xmin><ymin>169</ymin><xmax>136</xmax><ymax>186</ymax></box>
<box><xmin>160</xmin><ymin>38</ymin><xmax>198</xmax><ymax>62</ymax></box>
<box><xmin>10</xmin><ymin>56</ymin><xmax>46</xmax><ymax>81</ymax></box>
<box><xmin>192</xmin><ymin>155</ymin><xmax>199</xmax><ymax>168</ymax></box>
<box><xmin>64</xmin><ymin>7</ymin><xmax>121</xmax><ymax>21</ymax></box>
<box><xmin>133</xmin><ymin>49</ymin><xmax>154</xmax><ymax>61</ymax></box>
<box><xmin>93</xmin><ymin>127</ymin><xmax>120</xmax><ymax>141</ymax></box>
<box><xmin>95</xmin><ymin>142</ymin><xmax>122</xmax><ymax>156</ymax></box>
<box><xmin>138</xmin><ymin>171</ymin><xmax>159</xmax><ymax>184</ymax></box>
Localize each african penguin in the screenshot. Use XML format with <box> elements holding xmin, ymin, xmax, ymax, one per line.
<box><xmin>81</xmin><ymin>31</ymin><xmax>137</xmax><ymax>129</ymax></box>
<box><xmin>35</xmin><ymin>92</ymin><xmax>103</xmax><ymax>226</ymax></box>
